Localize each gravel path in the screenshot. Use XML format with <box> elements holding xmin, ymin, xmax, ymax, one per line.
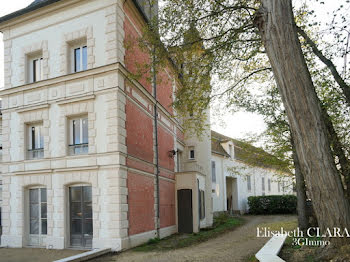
<box><xmin>93</xmin><ymin>215</ymin><xmax>296</xmax><ymax>262</ymax></box>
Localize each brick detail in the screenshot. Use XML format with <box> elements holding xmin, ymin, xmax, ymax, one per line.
<box><xmin>127</xmin><ymin>172</ymin><xmax>155</xmax><ymax>235</ymax></box>
<box><xmin>125</xmin><ymin>100</ymin><xmax>153</xmax><ymax>162</ymax></box>
<box><xmin>159</xmin><ymin>180</ymin><xmax>176</xmax><ymax>228</ymax></box>
<box><xmin>60</xmin><ymin>26</ymin><xmax>95</xmax><ymax>75</ymax></box>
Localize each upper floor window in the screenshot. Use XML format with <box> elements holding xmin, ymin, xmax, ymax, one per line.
<box><xmin>262</xmin><ymin>177</ymin><xmax>265</xmax><ymax>192</ymax></box>
<box><xmin>69</xmin><ymin>116</ymin><xmax>88</xmax><ymax>155</ymax></box>
<box><xmin>27</xmin><ymin>124</ymin><xmax>44</xmax><ymax>160</ymax></box>
<box><xmin>189</xmin><ymin>147</ymin><xmax>195</xmax><ymax>160</ymax></box>
<box><xmin>73</xmin><ymin>45</ymin><xmax>87</xmax><ymax>73</ymax></box>
<box><xmin>247</xmin><ymin>175</ymin><xmax>251</xmax><ymax>192</ymax></box>
<box><xmin>229</xmin><ymin>144</ymin><xmax>233</xmax><ymax>158</ymax></box>
<box><xmin>211</xmin><ymin>161</ymin><xmax>216</xmax><ymax>183</ymax></box>
<box><xmin>268</xmin><ymin>179</ymin><xmax>271</xmax><ymax>192</ymax></box>
<box><xmin>28</xmin><ymin>54</ymin><xmax>43</xmax><ymax>83</ymax></box>
<box><xmin>176</xmin><ymin>150</ymin><xmax>183</xmax><ymax>172</ymax></box>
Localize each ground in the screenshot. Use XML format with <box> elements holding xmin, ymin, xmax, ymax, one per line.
<box><xmin>0</xmin><ymin>248</ymin><xmax>83</xmax><ymax>262</ymax></box>
<box><xmin>92</xmin><ymin>215</ymin><xmax>296</xmax><ymax>262</ymax></box>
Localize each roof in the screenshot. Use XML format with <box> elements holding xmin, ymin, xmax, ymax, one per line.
<box><xmin>0</xmin><ymin>0</ymin><xmax>62</xmax><ymax>25</ymax></box>
<box><xmin>211</xmin><ymin>130</ymin><xmax>291</xmax><ymax>173</ymax></box>
<box><xmin>0</xmin><ymin>0</ymin><xmax>154</xmax><ymax>25</ymax></box>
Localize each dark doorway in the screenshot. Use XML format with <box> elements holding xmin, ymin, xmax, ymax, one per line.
<box><xmin>177</xmin><ymin>189</ymin><xmax>193</xmax><ymax>233</ymax></box>
<box><xmin>69</xmin><ymin>186</ymin><xmax>93</xmax><ymax>249</ymax></box>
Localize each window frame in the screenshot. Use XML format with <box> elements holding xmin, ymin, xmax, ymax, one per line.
<box><xmin>189</xmin><ymin>147</ymin><xmax>195</xmax><ymax>160</ymax></box>
<box><xmin>28</xmin><ymin>187</ymin><xmax>47</xmax><ymax>238</ymax></box>
<box><xmin>247</xmin><ymin>175</ymin><xmax>251</xmax><ymax>192</ymax></box>
<box><xmin>69</xmin><ymin>116</ymin><xmax>89</xmax><ymax>155</ymax></box>
<box><xmin>71</xmin><ymin>44</ymin><xmax>87</xmax><ymax>73</ymax></box>
<box><xmin>27</xmin><ymin>123</ymin><xmax>44</xmax><ymax>160</ymax></box>
<box><xmin>211</xmin><ymin>161</ymin><xmax>216</xmax><ymax>183</ymax></box>
<box><xmin>28</xmin><ymin>54</ymin><xmax>43</xmax><ymax>83</ymax></box>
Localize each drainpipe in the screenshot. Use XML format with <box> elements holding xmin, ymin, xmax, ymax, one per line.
<box><xmin>149</xmin><ymin>4</ymin><xmax>160</xmax><ymax>239</ymax></box>
<box><xmin>152</xmin><ymin>50</ymin><xmax>160</xmax><ymax>239</ymax></box>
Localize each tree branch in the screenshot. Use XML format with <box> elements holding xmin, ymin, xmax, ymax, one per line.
<box><xmin>296</xmin><ymin>26</ymin><xmax>350</xmax><ymax>107</ymax></box>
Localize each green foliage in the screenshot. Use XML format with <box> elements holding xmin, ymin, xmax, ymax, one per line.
<box><xmin>133</xmin><ymin>215</ymin><xmax>243</xmax><ymax>252</ymax></box>
<box><xmin>248</xmin><ymin>195</ymin><xmax>297</xmax><ymax>215</ymax></box>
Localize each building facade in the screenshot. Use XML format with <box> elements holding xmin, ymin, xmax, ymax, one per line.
<box><xmin>211</xmin><ymin>131</ymin><xmax>294</xmax><ymax>214</ymax></box>
<box><xmin>0</xmin><ymin>0</ymin><xmax>212</xmax><ymax>251</ymax></box>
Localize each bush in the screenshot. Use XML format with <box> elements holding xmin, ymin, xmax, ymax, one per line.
<box><xmin>248</xmin><ymin>195</ymin><xmax>297</xmax><ymax>214</ymax></box>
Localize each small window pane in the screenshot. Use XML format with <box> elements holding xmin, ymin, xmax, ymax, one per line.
<box><xmin>30</xmin><ymin>189</ymin><xmax>39</xmax><ymax>203</ymax></box>
<box><xmin>75</xmin><ymin>48</ymin><xmax>81</xmax><ymax>72</ymax></box>
<box><xmin>30</xmin><ymin>219</ymin><xmax>39</xmax><ymax>235</ymax></box>
<box><xmin>41</xmin><ymin>219</ymin><xmax>47</xmax><ymax>235</ymax></box>
<box><xmin>30</xmin><ymin>203</ymin><xmax>39</xmax><ymax>219</ymax></box>
<box><xmin>84</xmin><ymin>202</ymin><xmax>92</xmax><ymax>219</ymax></box>
<box><xmin>35</xmin><ymin>59</ymin><xmax>41</xmax><ymax>82</ymax></box>
<box><xmin>41</xmin><ymin>203</ymin><xmax>47</xmax><ymax>219</ymax></box>
<box><xmin>41</xmin><ymin>188</ymin><xmax>47</xmax><ymax>203</ymax></box>
<box><xmin>72</xmin><ymin>219</ymin><xmax>82</xmax><ymax>234</ymax></box>
<box><xmin>70</xmin><ymin>187</ymin><xmax>81</xmax><ymax>201</ymax></box>
<box><xmin>82</xmin><ymin>46</ymin><xmax>87</xmax><ymax>71</ymax></box>
<box><xmin>71</xmin><ymin>202</ymin><xmax>82</xmax><ymax>219</ymax></box>
<box><xmin>84</xmin><ymin>219</ymin><xmax>93</xmax><ymax>235</ymax></box>
<box><xmin>73</xmin><ymin>120</ymin><xmax>81</xmax><ymax>145</ymax></box>
<box><xmin>82</xmin><ymin>118</ymin><xmax>88</xmax><ymax>144</ymax></box>
<box><xmin>83</xmin><ymin>186</ymin><xmax>92</xmax><ymax>202</ymax></box>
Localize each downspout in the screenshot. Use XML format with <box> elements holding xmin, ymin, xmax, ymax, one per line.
<box><xmin>149</xmin><ymin>4</ymin><xmax>160</xmax><ymax>239</ymax></box>
<box><xmin>152</xmin><ymin>52</ymin><xmax>160</xmax><ymax>238</ymax></box>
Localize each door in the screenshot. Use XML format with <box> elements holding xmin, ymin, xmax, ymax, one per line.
<box><xmin>28</xmin><ymin>188</ymin><xmax>47</xmax><ymax>246</ymax></box>
<box><xmin>69</xmin><ymin>186</ymin><xmax>93</xmax><ymax>248</ymax></box>
<box><xmin>177</xmin><ymin>189</ymin><xmax>193</xmax><ymax>233</ymax></box>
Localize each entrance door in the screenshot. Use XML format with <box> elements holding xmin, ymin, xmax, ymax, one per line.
<box><xmin>177</xmin><ymin>189</ymin><xmax>193</xmax><ymax>233</ymax></box>
<box><xmin>69</xmin><ymin>186</ymin><xmax>93</xmax><ymax>248</ymax></box>
<box><xmin>28</xmin><ymin>188</ymin><xmax>47</xmax><ymax>246</ymax></box>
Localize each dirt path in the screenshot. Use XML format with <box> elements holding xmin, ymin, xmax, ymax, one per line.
<box><xmin>93</xmin><ymin>215</ymin><xmax>296</xmax><ymax>262</ymax></box>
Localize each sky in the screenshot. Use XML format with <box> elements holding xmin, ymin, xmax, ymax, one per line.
<box><xmin>0</xmin><ymin>0</ymin><xmax>346</xmax><ymax>143</ymax></box>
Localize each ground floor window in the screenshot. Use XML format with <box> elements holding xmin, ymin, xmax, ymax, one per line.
<box><xmin>28</xmin><ymin>188</ymin><xmax>47</xmax><ymax>246</ymax></box>
<box><xmin>69</xmin><ymin>185</ymin><xmax>93</xmax><ymax>248</ymax></box>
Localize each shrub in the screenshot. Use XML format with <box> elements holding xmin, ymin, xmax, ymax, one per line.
<box><xmin>248</xmin><ymin>195</ymin><xmax>297</xmax><ymax>214</ymax></box>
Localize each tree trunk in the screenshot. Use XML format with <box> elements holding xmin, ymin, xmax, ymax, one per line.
<box><xmin>292</xmin><ymin>139</ymin><xmax>309</xmax><ymax>231</ymax></box>
<box><xmin>254</xmin><ymin>0</ymin><xmax>350</xmax><ymax>245</ymax></box>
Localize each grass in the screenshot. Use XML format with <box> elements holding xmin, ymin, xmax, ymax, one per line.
<box><xmin>133</xmin><ymin>213</ymin><xmax>244</xmax><ymax>252</ymax></box>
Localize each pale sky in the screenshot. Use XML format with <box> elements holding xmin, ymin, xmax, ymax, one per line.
<box><xmin>0</xmin><ymin>0</ymin><xmax>346</xmax><ymax>143</ymax></box>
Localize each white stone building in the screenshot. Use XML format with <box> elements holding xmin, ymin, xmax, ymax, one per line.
<box><xmin>0</xmin><ymin>0</ymin><xmax>213</xmax><ymax>251</ymax></box>
<box><xmin>211</xmin><ymin>131</ymin><xmax>295</xmax><ymax>214</ymax></box>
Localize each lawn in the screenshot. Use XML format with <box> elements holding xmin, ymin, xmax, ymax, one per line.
<box><xmin>133</xmin><ymin>213</ymin><xmax>244</xmax><ymax>252</ymax></box>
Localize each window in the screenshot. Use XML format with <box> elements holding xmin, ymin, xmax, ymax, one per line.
<box><xmin>229</xmin><ymin>144</ymin><xmax>233</xmax><ymax>158</ymax></box>
<box><xmin>282</xmin><ymin>181</ymin><xmax>285</xmax><ymax>193</ymax></box>
<box><xmin>262</xmin><ymin>177</ymin><xmax>265</xmax><ymax>191</ymax></box>
<box><xmin>27</xmin><ymin>124</ymin><xmax>44</xmax><ymax>160</ymax></box>
<box><xmin>189</xmin><ymin>147</ymin><xmax>195</xmax><ymax>160</ymax></box>
<box><xmin>73</xmin><ymin>45</ymin><xmax>87</xmax><ymax>73</ymax></box>
<box><xmin>28</xmin><ymin>55</ymin><xmax>43</xmax><ymax>83</ymax></box>
<box><xmin>29</xmin><ymin>188</ymin><xmax>47</xmax><ymax>236</ymax></box>
<box><xmin>176</xmin><ymin>150</ymin><xmax>182</xmax><ymax>172</ymax></box>
<box><xmin>247</xmin><ymin>175</ymin><xmax>251</xmax><ymax>191</ymax></box>
<box><xmin>278</xmin><ymin>182</ymin><xmax>281</xmax><ymax>193</ymax></box>
<box><xmin>211</xmin><ymin>161</ymin><xmax>216</xmax><ymax>183</ymax></box>
<box><xmin>69</xmin><ymin>117</ymin><xmax>88</xmax><ymax>155</ymax></box>
<box><xmin>268</xmin><ymin>179</ymin><xmax>271</xmax><ymax>192</ymax></box>
<box><xmin>199</xmin><ymin>190</ymin><xmax>205</xmax><ymax>220</ymax></box>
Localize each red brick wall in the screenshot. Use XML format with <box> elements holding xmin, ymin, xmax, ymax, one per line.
<box><xmin>159</xmin><ymin>180</ymin><xmax>176</xmax><ymax>228</ymax></box>
<box><xmin>157</xmin><ymin>69</ymin><xmax>173</xmax><ymax>114</ymax></box>
<box><xmin>128</xmin><ymin>172</ymin><xmax>155</xmax><ymax>235</ymax></box>
<box><xmin>158</xmin><ymin>126</ymin><xmax>175</xmax><ymax>171</ymax></box>
<box><xmin>124</xmin><ymin>5</ymin><xmax>152</xmax><ymax>93</ymax></box>
<box><xmin>126</xmin><ymin>100</ymin><xmax>154</xmax><ymax>163</ymax></box>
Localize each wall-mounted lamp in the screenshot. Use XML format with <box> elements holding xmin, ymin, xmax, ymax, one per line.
<box><xmin>168</xmin><ymin>149</ymin><xmax>177</xmax><ymax>158</ymax></box>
